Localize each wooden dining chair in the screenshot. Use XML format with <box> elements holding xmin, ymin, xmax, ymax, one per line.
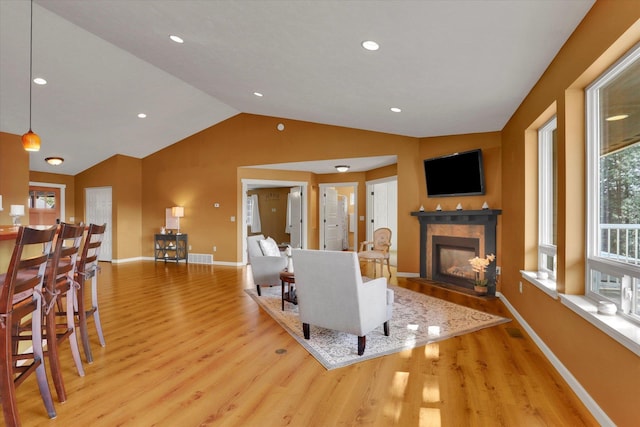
<box><xmin>74</xmin><ymin>223</ymin><xmax>107</xmax><ymax>363</ymax></box>
<box><xmin>0</xmin><ymin>226</ymin><xmax>58</xmax><ymax>426</ymax></box>
<box><xmin>41</xmin><ymin>222</ymin><xmax>85</xmax><ymax>402</ymax></box>
<box><xmin>358</xmin><ymin>227</ymin><xmax>392</xmax><ymax>278</ymax></box>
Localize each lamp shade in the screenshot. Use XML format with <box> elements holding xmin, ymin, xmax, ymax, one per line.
<box><xmin>10</xmin><ymin>205</ymin><xmax>25</xmax><ymax>216</ymax></box>
<box><xmin>171</xmin><ymin>206</ymin><xmax>184</xmax><ymax>218</ymax></box>
<box><xmin>22</xmin><ymin>130</ymin><xmax>41</xmax><ymax>152</ymax></box>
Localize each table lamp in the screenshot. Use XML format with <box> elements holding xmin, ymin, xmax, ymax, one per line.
<box><xmin>10</xmin><ymin>205</ymin><xmax>25</xmax><ymax>225</ymax></box>
<box><xmin>171</xmin><ymin>206</ymin><xmax>184</xmax><ymax>234</ymax></box>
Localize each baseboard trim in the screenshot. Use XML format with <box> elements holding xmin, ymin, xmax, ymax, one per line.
<box><xmin>496</xmin><ymin>292</ymin><xmax>615</xmax><ymax>427</ymax></box>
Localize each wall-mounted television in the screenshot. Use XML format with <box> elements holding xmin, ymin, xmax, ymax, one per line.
<box><xmin>424</xmin><ymin>149</ymin><xmax>485</xmax><ymax>197</ymax></box>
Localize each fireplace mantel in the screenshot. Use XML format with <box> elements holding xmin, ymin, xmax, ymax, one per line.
<box><xmin>410</xmin><ymin>209</ymin><xmax>502</xmax><ymax>222</ymax></box>
<box><xmin>411</xmin><ymin>209</ymin><xmax>502</xmax><ymax>295</ymax></box>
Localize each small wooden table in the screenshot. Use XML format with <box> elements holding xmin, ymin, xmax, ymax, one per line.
<box><xmin>279</xmin><ymin>271</ymin><xmax>297</xmax><ymax>310</ymax></box>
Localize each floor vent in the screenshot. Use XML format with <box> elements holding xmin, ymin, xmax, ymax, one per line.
<box><xmin>188</xmin><ymin>253</ymin><xmax>214</xmax><ymax>265</ymax></box>
<box><xmin>505</xmin><ymin>327</ymin><xmax>524</xmax><ymax>338</ymax></box>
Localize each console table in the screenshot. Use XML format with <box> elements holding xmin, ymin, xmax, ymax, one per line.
<box><xmin>154</xmin><ymin>233</ymin><xmax>188</xmax><ymax>263</ymax></box>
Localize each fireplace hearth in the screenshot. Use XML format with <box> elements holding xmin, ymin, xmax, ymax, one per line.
<box><xmin>411</xmin><ymin>209</ymin><xmax>501</xmax><ymax>295</ymax></box>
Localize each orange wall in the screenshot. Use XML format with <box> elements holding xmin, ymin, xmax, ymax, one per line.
<box><xmin>247</xmin><ymin>187</ymin><xmax>291</xmax><ymax>244</ymax></box>
<box><xmin>75</xmin><ymin>154</ymin><xmax>142</xmax><ymax>260</ymax></box>
<box><xmin>501</xmin><ymin>2</ymin><xmax>640</xmax><ymax>425</ymax></box>
<box><xmin>0</xmin><ymin>132</ymin><xmax>30</xmax><ymax>272</ymax></box>
<box><xmin>141</xmin><ymin>113</ymin><xmax>420</xmax><ymax>270</ymax></box>
<box><xmin>417</xmin><ymin>131</ymin><xmax>503</xmax><ymax>270</ymax></box>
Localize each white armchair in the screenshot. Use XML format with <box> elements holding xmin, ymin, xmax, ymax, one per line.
<box><xmin>247</xmin><ymin>234</ymin><xmax>287</xmax><ymax>296</ymax></box>
<box><xmin>292</xmin><ymin>249</ymin><xmax>394</xmax><ymax>355</ymax></box>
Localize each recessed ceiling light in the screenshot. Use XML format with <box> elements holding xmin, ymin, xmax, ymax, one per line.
<box><xmin>33</xmin><ymin>77</ymin><xmax>47</xmax><ymax>85</ymax></box>
<box><xmin>169</xmin><ymin>35</ymin><xmax>184</xmax><ymax>44</ymax></box>
<box><xmin>137</xmin><ymin>113</ymin><xmax>147</xmax><ymax>118</ymax></box>
<box><xmin>45</xmin><ymin>157</ymin><xmax>64</xmax><ymax>166</ymax></box>
<box><xmin>362</xmin><ymin>40</ymin><xmax>379</xmax><ymax>51</ymax></box>
<box><xmin>254</xmin><ymin>92</ymin><xmax>263</xmax><ymax>97</ymax></box>
<box><xmin>390</xmin><ymin>107</ymin><xmax>402</xmax><ymax>113</ymax></box>
<box><xmin>605</xmin><ymin>114</ymin><xmax>629</xmax><ymax>121</ymax></box>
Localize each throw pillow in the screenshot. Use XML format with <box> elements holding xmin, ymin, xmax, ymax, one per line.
<box><xmin>259</xmin><ymin>237</ymin><xmax>281</xmax><ymax>257</ymax></box>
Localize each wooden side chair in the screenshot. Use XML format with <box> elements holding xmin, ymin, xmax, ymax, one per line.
<box><xmin>0</xmin><ymin>226</ymin><xmax>58</xmax><ymax>425</ymax></box>
<box><xmin>41</xmin><ymin>222</ymin><xmax>85</xmax><ymax>402</ymax></box>
<box><xmin>358</xmin><ymin>227</ymin><xmax>392</xmax><ymax>278</ymax></box>
<box><xmin>74</xmin><ymin>223</ymin><xmax>107</xmax><ymax>363</ymax></box>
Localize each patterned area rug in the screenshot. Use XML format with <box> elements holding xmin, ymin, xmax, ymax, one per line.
<box><xmin>246</xmin><ymin>285</ymin><xmax>510</xmax><ymax>370</ymax></box>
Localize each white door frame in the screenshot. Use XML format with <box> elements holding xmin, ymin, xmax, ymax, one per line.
<box><xmin>319</xmin><ymin>182</ymin><xmax>358</xmax><ymax>252</ymax></box>
<box><xmin>241</xmin><ymin>179</ymin><xmax>308</xmax><ymax>265</ymax></box>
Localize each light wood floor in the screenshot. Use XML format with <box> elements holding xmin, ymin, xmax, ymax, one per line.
<box><xmin>14</xmin><ymin>261</ymin><xmax>598</xmax><ymax>426</ymax></box>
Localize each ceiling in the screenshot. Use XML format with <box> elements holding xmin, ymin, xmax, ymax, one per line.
<box><xmin>0</xmin><ymin>0</ymin><xmax>595</xmax><ymax>175</ymax></box>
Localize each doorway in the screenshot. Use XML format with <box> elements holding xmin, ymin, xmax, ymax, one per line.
<box><xmin>241</xmin><ymin>179</ymin><xmax>308</xmax><ymax>265</ymax></box>
<box><xmin>28</xmin><ymin>183</ymin><xmax>64</xmax><ymax>225</ymax></box>
<box><xmin>319</xmin><ymin>182</ymin><xmax>358</xmax><ymax>251</ymax></box>
<box><xmin>85</xmin><ymin>186</ymin><xmax>113</xmax><ymax>261</ymax></box>
<box><xmin>366</xmin><ymin>177</ymin><xmax>398</xmax><ymax>266</ymax></box>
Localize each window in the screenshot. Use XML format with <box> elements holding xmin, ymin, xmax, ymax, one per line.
<box><xmin>538</xmin><ymin>116</ymin><xmax>558</xmax><ymax>282</ymax></box>
<box><xmin>28</xmin><ymin>189</ymin><xmax>56</xmax><ymax>209</ymax></box>
<box><xmin>586</xmin><ymin>43</ymin><xmax>640</xmax><ymax>323</ymax></box>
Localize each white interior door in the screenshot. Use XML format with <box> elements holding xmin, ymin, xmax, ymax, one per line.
<box><xmin>85</xmin><ymin>186</ymin><xmax>113</xmax><ymax>261</ymax></box>
<box><xmin>366</xmin><ymin>178</ymin><xmax>398</xmax><ymax>265</ymax></box>
<box><xmin>288</xmin><ymin>186</ymin><xmax>303</xmax><ymax>248</ymax></box>
<box><xmin>322</xmin><ymin>187</ymin><xmax>342</xmax><ymax>251</ymax></box>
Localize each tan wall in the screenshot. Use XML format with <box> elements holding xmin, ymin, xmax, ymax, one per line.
<box><xmin>0</xmin><ymin>132</ymin><xmax>30</xmax><ymax>272</ymax></box>
<box><xmin>417</xmin><ymin>131</ymin><xmax>503</xmax><ymax>278</ymax></box>
<box><xmin>75</xmin><ymin>154</ymin><xmax>142</xmax><ymax>260</ymax></box>
<box><xmin>142</xmin><ymin>113</ymin><xmax>420</xmax><ymax>270</ymax></box>
<box><xmin>501</xmin><ymin>2</ymin><xmax>640</xmax><ymax>426</ymax></box>
<box><xmin>247</xmin><ymin>187</ymin><xmax>291</xmax><ymax>244</ymax></box>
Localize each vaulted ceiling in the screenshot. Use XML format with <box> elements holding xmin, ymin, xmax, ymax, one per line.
<box><xmin>0</xmin><ymin>0</ymin><xmax>595</xmax><ymax>175</ymax></box>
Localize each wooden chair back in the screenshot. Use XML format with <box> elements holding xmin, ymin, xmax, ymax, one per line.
<box><xmin>0</xmin><ymin>226</ymin><xmax>58</xmax><ymax>425</ymax></box>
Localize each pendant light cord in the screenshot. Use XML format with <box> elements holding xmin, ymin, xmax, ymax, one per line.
<box><xmin>28</xmin><ymin>0</ymin><xmax>33</xmax><ymax>130</ymax></box>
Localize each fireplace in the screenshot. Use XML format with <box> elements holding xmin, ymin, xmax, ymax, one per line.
<box><xmin>411</xmin><ymin>209</ymin><xmax>501</xmax><ymax>295</ymax></box>
<box><xmin>432</xmin><ymin>236</ymin><xmax>479</xmax><ymax>289</ymax></box>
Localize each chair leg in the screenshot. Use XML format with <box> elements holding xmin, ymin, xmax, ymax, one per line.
<box><xmin>65</xmin><ymin>289</ymin><xmax>85</xmax><ymax>377</ymax></box>
<box><xmin>383</xmin><ymin>321</ymin><xmax>390</xmax><ymax>336</ymax></box>
<box><xmin>89</xmin><ymin>273</ymin><xmax>106</xmax><ymax>356</ymax></box>
<box><xmin>45</xmin><ymin>306</ymin><xmax>67</xmax><ymax>403</ymax></box>
<box><xmin>76</xmin><ymin>278</ymin><xmax>93</xmax><ymax>363</ymax></box>
<box><xmin>358</xmin><ymin>336</ymin><xmax>366</xmax><ymax>356</ymax></box>
<box><xmin>256</xmin><ymin>285</ymin><xmax>262</xmax><ymax>296</ymax></box>
<box><xmin>1</xmin><ymin>318</ymin><xmax>21</xmax><ymax>426</ymax></box>
<box><xmin>386</xmin><ymin>259</ymin><xmax>392</xmax><ymax>278</ymax></box>
<box><xmin>31</xmin><ymin>300</ymin><xmax>57</xmax><ymax>419</ymax></box>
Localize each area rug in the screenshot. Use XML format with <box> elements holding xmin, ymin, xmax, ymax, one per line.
<box><xmin>246</xmin><ymin>285</ymin><xmax>510</xmax><ymax>370</ymax></box>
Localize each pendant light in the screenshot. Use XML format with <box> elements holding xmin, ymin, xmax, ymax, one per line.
<box><xmin>22</xmin><ymin>0</ymin><xmax>40</xmax><ymax>152</ymax></box>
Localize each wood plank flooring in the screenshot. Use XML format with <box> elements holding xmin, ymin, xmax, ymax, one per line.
<box><xmin>14</xmin><ymin>261</ymin><xmax>598</xmax><ymax>426</ymax></box>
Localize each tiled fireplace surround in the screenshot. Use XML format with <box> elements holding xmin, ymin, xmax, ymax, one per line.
<box><xmin>411</xmin><ymin>210</ymin><xmax>501</xmax><ymax>296</ymax></box>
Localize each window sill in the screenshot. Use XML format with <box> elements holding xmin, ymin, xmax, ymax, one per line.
<box><xmin>520</xmin><ymin>271</ymin><xmax>558</xmax><ymax>299</ymax></box>
<box><xmin>560</xmin><ymin>294</ymin><xmax>640</xmax><ymax>357</ymax></box>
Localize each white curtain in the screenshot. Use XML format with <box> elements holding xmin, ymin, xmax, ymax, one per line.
<box><xmin>250</xmin><ymin>194</ymin><xmax>261</xmax><ymax>233</ymax></box>
<box><xmin>285</xmin><ymin>193</ymin><xmax>292</xmax><ymax>234</ymax></box>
